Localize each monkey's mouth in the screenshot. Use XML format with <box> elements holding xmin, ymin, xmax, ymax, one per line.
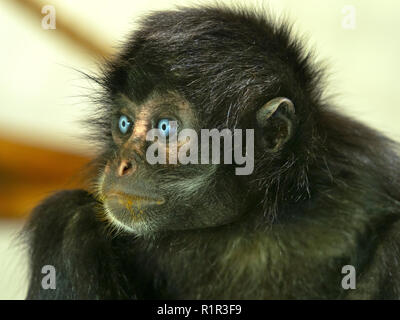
<box><xmin>103</xmin><ymin>191</ymin><xmax>165</xmax><ymax>226</ymax></box>
<box><xmin>106</xmin><ymin>191</ymin><xmax>165</xmax><ymax>208</ymax></box>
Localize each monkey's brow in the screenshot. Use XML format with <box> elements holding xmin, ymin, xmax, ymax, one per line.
<box><xmin>112</xmin><ymin>93</ymin><xmax>137</xmax><ymax>110</ymax></box>
<box><xmin>112</xmin><ymin>93</ymin><xmax>182</xmax><ymax>113</ymax></box>
<box><xmin>150</xmin><ymin>102</ymin><xmax>182</xmax><ymax>113</ymax></box>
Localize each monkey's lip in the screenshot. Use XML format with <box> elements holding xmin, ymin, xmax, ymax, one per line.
<box><xmin>105</xmin><ymin>191</ymin><xmax>165</xmax><ymax>206</ymax></box>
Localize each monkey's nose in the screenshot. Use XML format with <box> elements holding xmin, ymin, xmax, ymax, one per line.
<box><xmin>117</xmin><ymin>160</ymin><xmax>135</xmax><ymax>177</ymax></box>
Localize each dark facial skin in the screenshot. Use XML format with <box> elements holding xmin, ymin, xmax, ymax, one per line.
<box><xmin>98</xmin><ymin>90</ymin><xmax>245</xmax><ymax>235</ymax></box>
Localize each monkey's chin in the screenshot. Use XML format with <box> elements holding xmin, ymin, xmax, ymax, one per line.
<box><xmin>103</xmin><ymin>203</ymin><xmax>155</xmax><ymax>235</ymax></box>
<box><xmin>103</xmin><ymin>193</ymin><xmax>165</xmax><ymax>235</ymax></box>
<box><xmin>103</xmin><ymin>205</ymin><xmax>136</xmax><ymax>233</ymax></box>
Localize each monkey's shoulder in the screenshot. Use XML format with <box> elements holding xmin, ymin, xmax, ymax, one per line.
<box><xmin>30</xmin><ymin>189</ymin><xmax>96</xmax><ymax>218</ymax></box>
<box><xmin>25</xmin><ymin>189</ymin><xmax>101</xmax><ymax>243</ymax></box>
<box><xmin>38</xmin><ymin>189</ymin><xmax>96</xmax><ymax>207</ymax></box>
<box><xmin>24</xmin><ymin>190</ymin><xmax>125</xmax><ymax>299</ymax></box>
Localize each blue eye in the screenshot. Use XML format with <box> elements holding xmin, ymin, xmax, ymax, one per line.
<box><xmin>118</xmin><ymin>115</ymin><xmax>132</xmax><ymax>135</ymax></box>
<box><xmin>157</xmin><ymin>119</ymin><xmax>172</xmax><ymax>137</ymax></box>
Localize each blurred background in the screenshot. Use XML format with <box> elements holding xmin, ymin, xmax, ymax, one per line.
<box><xmin>0</xmin><ymin>0</ymin><xmax>399</xmax><ymax>299</ymax></box>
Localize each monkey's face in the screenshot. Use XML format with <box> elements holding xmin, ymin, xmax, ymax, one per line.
<box><xmin>98</xmin><ymin>91</ymin><xmax>244</xmax><ymax>235</ymax></box>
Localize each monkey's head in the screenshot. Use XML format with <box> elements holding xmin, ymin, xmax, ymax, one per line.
<box><xmin>93</xmin><ymin>6</ymin><xmax>321</xmax><ymax>235</ymax></box>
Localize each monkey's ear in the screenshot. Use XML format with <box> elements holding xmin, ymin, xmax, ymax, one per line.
<box><xmin>256</xmin><ymin>97</ymin><xmax>295</xmax><ymax>151</ymax></box>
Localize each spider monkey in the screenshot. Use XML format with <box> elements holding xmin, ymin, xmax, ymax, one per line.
<box><xmin>24</xmin><ymin>5</ymin><xmax>400</xmax><ymax>299</ymax></box>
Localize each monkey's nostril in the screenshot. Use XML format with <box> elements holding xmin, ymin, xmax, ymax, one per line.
<box><xmin>117</xmin><ymin>160</ymin><xmax>134</xmax><ymax>177</ymax></box>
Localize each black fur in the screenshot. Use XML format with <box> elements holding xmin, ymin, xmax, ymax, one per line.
<box><xmin>24</xmin><ymin>5</ymin><xmax>400</xmax><ymax>299</ymax></box>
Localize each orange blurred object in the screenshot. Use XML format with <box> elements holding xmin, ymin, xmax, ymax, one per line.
<box><xmin>0</xmin><ymin>138</ymin><xmax>91</xmax><ymax>218</ymax></box>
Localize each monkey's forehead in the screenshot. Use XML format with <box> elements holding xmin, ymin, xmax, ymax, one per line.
<box><xmin>100</xmin><ymin>6</ymin><xmax>324</xmax><ymax>128</ymax></box>
<box><xmin>112</xmin><ymin>90</ymin><xmax>197</xmax><ymax>123</ymax></box>
<box><xmin>113</xmin><ymin>91</ymin><xmax>190</xmax><ymax>110</ymax></box>
<box><xmin>106</xmin><ymin>6</ymin><xmax>294</xmax><ymax>89</ymax></box>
